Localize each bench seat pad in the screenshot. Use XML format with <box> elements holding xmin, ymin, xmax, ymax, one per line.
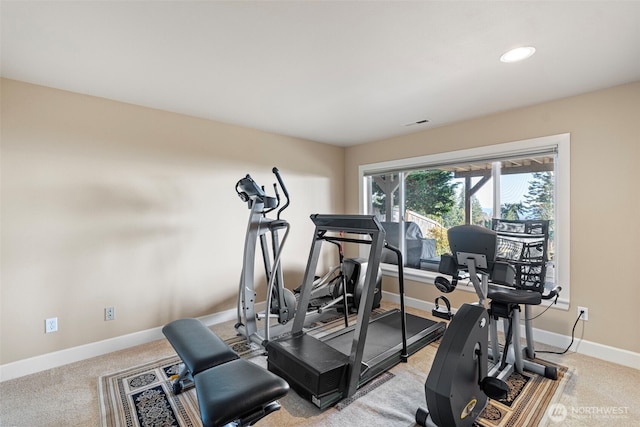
<box><xmin>162</xmin><ymin>318</ymin><xmax>238</xmax><ymax>375</ymax></box>
<box><xmin>195</xmin><ymin>359</ymin><xmax>290</xmax><ymax>427</ymax></box>
<box><xmin>488</xmin><ymin>288</ymin><xmax>542</xmax><ymax>305</ymax></box>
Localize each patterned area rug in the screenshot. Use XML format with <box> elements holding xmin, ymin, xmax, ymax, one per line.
<box><xmin>97</xmin><ymin>310</ymin><xmax>387</xmax><ymax>427</ymax></box>
<box><xmin>98</xmin><ymin>348</ymin><xmax>398</xmax><ymax>427</ymax></box>
<box><xmin>475</xmin><ymin>362</ymin><xmax>569</xmax><ymax>427</ymax></box>
<box><xmin>99</xmin><ymin>354</ymin><xmax>200</xmax><ymax>427</ymax></box>
<box><xmin>98</xmin><ymin>315</ymin><xmax>569</xmax><ymax>427</ymax></box>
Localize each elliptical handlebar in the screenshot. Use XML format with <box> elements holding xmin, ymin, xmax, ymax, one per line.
<box><xmin>272</xmin><ymin>167</ymin><xmax>290</xmax><ymax>220</ymax></box>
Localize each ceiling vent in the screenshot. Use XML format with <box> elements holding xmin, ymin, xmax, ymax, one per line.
<box><xmin>404</xmin><ymin>119</ymin><xmax>429</xmax><ymax>127</ymax></box>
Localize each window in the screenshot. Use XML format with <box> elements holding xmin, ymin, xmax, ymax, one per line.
<box><xmin>359</xmin><ymin>134</ymin><xmax>570</xmax><ymax>306</ymax></box>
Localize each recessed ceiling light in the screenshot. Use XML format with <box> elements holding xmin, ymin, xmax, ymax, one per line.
<box><xmin>500</xmin><ymin>46</ymin><xmax>536</xmax><ymax>63</ymax></box>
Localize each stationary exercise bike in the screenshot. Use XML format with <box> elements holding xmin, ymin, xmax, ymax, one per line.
<box><xmin>416</xmin><ymin>225</ymin><xmax>513</xmax><ymax>427</ymax></box>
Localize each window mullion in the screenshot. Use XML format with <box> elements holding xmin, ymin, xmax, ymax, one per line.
<box><xmin>492</xmin><ymin>161</ymin><xmax>501</xmax><ymax>219</ymax></box>
<box><xmin>399</xmin><ymin>172</ymin><xmax>406</xmax><ymax>264</ymax></box>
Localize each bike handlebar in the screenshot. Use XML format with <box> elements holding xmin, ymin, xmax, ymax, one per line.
<box><xmin>542</xmin><ymin>285</ymin><xmax>562</xmax><ymax>300</ymax></box>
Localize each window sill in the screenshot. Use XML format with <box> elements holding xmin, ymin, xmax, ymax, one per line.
<box><xmin>380</xmin><ymin>263</ymin><xmax>569</xmax><ymax>311</ymax></box>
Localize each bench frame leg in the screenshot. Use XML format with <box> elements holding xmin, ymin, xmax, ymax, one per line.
<box><xmin>169</xmin><ymin>363</ymin><xmax>194</xmax><ymax>394</ymax></box>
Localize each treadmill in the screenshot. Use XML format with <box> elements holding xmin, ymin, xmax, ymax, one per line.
<box><xmin>266</xmin><ymin>215</ymin><xmax>446</xmax><ymax>409</ymax></box>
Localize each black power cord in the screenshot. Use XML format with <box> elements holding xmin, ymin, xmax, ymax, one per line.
<box><xmin>525</xmin><ymin>292</ymin><xmax>560</xmax><ymax>321</ymax></box>
<box><xmin>537</xmin><ymin>310</ymin><xmax>584</xmax><ymax>355</ymax></box>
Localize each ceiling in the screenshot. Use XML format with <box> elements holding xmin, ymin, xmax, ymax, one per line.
<box><xmin>2</xmin><ymin>1</ymin><xmax>639</xmax><ymax>147</ymax></box>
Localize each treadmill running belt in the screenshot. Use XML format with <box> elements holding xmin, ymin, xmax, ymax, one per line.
<box><xmin>323</xmin><ymin>311</ymin><xmax>438</xmax><ymax>362</ymax></box>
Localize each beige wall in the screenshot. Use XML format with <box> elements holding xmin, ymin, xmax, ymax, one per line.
<box><xmin>0</xmin><ymin>79</ymin><xmax>344</xmax><ymax>364</ymax></box>
<box><xmin>2</xmin><ymin>78</ymin><xmax>638</xmax><ymax>367</ymax></box>
<box><xmin>345</xmin><ymin>82</ymin><xmax>640</xmax><ymax>354</ymax></box>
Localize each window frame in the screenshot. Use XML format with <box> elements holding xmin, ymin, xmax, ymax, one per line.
<box><xmin>358</xmin><ymin>133</ymin><xmax>570</xmax><ymax>309</ymax></box>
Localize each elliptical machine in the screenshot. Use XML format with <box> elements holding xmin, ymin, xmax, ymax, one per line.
<box><xmin>293</xmin><ymin>238</ymin><xmax>382</xmax><ymax>328</ymax></box>
<box><xmin>234</xmin><ymin>168</ymin><xmax>382</xmax><ymax>347</ymax></box>
<box><xmin>234</xmin><ymin>167</ymin><xmax>297</xmax><ymax>346</ymax></box>
<box><xmin>416</xmin><ymin>225</ymin><xmax>513</xmax><ymax>427</ymax></box>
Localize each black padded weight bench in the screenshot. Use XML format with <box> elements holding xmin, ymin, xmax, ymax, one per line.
<box><xmin>162</xmin><ymin>318</ymin><xmax>238</xmax><ymax>394</ymax></box>
<box><xmin>162</xmin><ymin>318</ymin><xmax>289</xmax><ymax>427</ymax></box>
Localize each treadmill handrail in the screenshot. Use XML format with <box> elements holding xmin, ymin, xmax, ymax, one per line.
<box><xmin>383</xmin><ymin>242</ymin><xmax>408</xmax><ymax>360</ymax></box>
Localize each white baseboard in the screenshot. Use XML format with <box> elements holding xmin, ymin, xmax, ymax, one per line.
<box><xmin>382</xmin><ymin>291</ymin><xmax>640</xmax><ymax>370</ymax></box>
<box><xmin>531</xmin><ymin>327</ymin><xmax>640</xmax><ymax>370</ymax></box>
<box><xmin>4</xmin><ymin>295</ymin><xmax>638</xmax><ymax>382</ymax></box>
<box><xmin>0</xmin><ymin>308</ymin><xmax>236</xmax><ymax>382</ymax></box>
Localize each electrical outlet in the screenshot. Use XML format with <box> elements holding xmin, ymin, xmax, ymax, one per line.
<box><xmin>45</xmin><ymin>317</ymin><xmax>58</xmax><ymax>333</ymax></box>
<box><xmin>577</xmin><ymin>306</ymin><xmax>589</xmax><ymax>321</ymax></box>
<box><xmin>105</xmin><ymin>307</ymin><xmax>115</xmax><ymax>321</ymax></box>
